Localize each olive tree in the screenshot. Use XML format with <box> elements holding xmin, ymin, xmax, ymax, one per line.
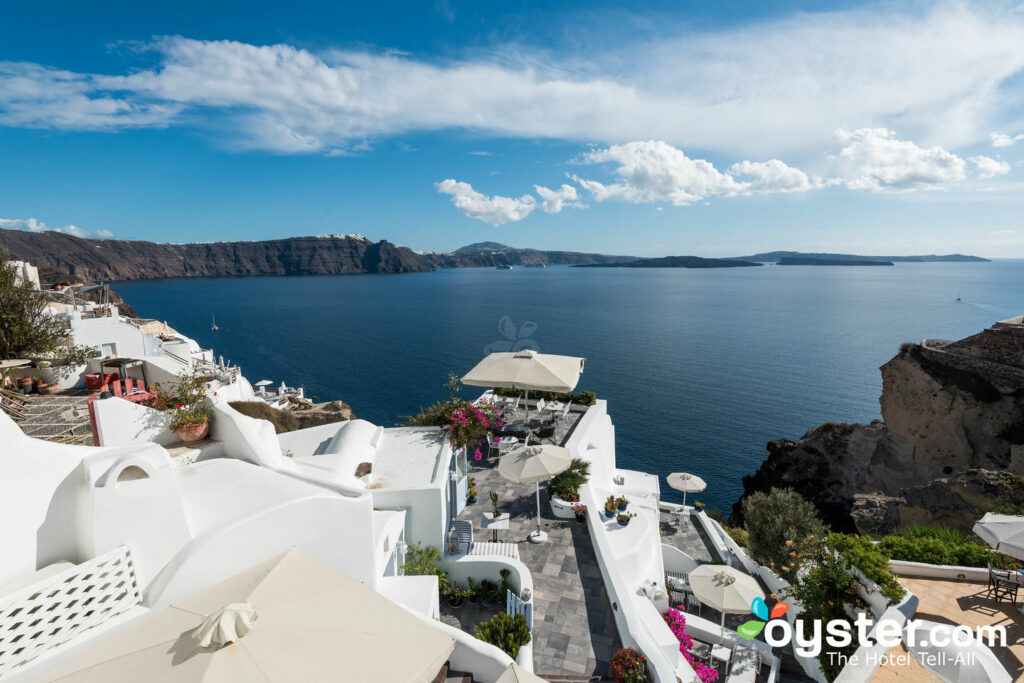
<box><xmin>0</xmin><ymin>253</ymin><xmax>66</xmax><ymax>359</ymax></box>
<box><xmin>741</xmin><ymin>487</ymin><xmax>827</xmax><ymax>581</ymax></box>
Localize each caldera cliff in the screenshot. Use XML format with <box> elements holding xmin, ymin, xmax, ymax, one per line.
<box><xmin>733</xmin><ymin>317</ymin><xmax>1024</xmax><ymax>534</ymax></box>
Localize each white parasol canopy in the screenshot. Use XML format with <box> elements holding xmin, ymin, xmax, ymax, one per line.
<box><xmin>666</xmin><ymin>472</ymin><xmax>707</xmax><ymax>510</ymax></box>
<box><xmin>462</xmin><ymin>350</ymin><xmax>584</xmax><ymax>419</ymax></box>
<box><xmin>689</xmin><ymin>564</ymin><xmax>765</xmax><ymax>638</ymax></box>
<box><xmin>496</xmin><ymin>662</ymin><xmax>551</xmax><ymax>683</ymax></box>
<box><xmin>904</xmin><ymin>620</ymin><xmax>1011</xmax><ymax>683</ymax></box>
<box><xmin>973</xmin><ymin>513</ymin><xmax>1024</xmax><ymax>560</ymax></box>
<box><xmin>46</xmin><ymin>548</ymin><xmax>455</xmax><ymax>683</ymax></box>
<box><xmin>499</xmin><ymin>444</ymin><xmax>572</xmax><ymax>543</ymax></box>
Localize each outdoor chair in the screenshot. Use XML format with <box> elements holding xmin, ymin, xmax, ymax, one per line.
<box><xmin>986</xmin><ymin>566</ymin><xmax>1019</xmax><ymax>603</ymax></box>
<box><xmin>502</xmin><ymin>396</ymin><xmax>521</xmax><ymax>421</ymax></box>
<box><xmin>556</xmin><ymin>402</ymin><xmax>572</xmax><ymax>424</ymax></box>
<box><xmin>535</xmin><ymin>398</ymin><xmax>546</xmax><ymax>413</ymax></box>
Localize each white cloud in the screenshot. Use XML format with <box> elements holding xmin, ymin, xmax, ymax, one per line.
<box><xmin>0</xmin><ymin>217</ymin><xmax>113</xmax><ymax>238</ymax></box>
<box><xmin>468</xmin><ymin>151</ymin><xmax>492</xmax><ymax>156</ymax></box>
<box><xmin>970</xmin><ymin>155</ymin><xmax>1012</xmax><ymax>179</ymax></box>
<box><xmin>832</xmin><ymin>128</ymin><xmax>967</xmax><ymax>192</ymax></box>
<box><xmin>435</xmin><ymin>180</ymin><xmax>536</xmax><ymax>225</ymax></box>
<box><xmin>728</xmin><ymin>159</ymin><xmax>817</xmax><ymax>193</ymax></box>
<box><xmin>991</xmin><ymin>132</ymin><xmax>1024</xmax><ymax>147</ymax></box>
<box><xmin>0</xmin><ymin>5</ymin><xmax>1022</xmax><ymax>155</ymax></box>
<box><xmin>534</xmin><ymin>184</ymin><xmax>581</xmax><ymax>213</ymax></box>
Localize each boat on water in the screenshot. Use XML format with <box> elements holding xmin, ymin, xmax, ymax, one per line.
<box><xmin>211</xmin><ymin>313</ymin><xmax>219</xmax><ymax>331</ymax></box>
<box><xmin>523</xmin><ymin>263</ymin><xmax>546</xmax><ymax>268</ymax></box>
<box><xmin>496</xmin><ymin>264</ymin><xmax>513</xmax><ymax>270</ymax></box>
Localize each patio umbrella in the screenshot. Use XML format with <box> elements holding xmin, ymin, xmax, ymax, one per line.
<box><xmin>973</xmin><ymin>513</ymin><xmax>1024</xmax><ymax>560</ymax></box>
<box><xmin>46</xmin><ymin>548</ymin><xmax>455</xmax><ymax>683</ymax></box>
<box><xmin>462</xmin><ymin>349</ymin><xmax>585</xmax><ymax>420</ymax></box>
<box><xmin>666</xmin><ymin>472</ymin><xmax>707</xmax><ymax>510</ymax></box>
<box><xmin>496</xmin><ymin>662</ymin><xmax>550</xmax><ymax>683</ymax></box>
<box><xmin>499</xmin><ymin>444</ymin><xmax>572</xmax><ymax>543</ymax></box>
<box><xmin>689</xmin><ymin>565</ymin><xmax>764</xmax><ymax>639</ymax></box>
<box><xmin>904</xmin><ymin>620</ymin><xmax>1011</xmax><ymax>683</ymax></box>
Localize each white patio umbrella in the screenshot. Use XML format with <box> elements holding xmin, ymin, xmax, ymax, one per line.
<box><xmin>904</xmin><ymin>619</ymin><xmax>1011</xmax><ymax>683</ymax></box>
<box><xmin>499</xmin><ymin>444</ymin><xmax>572</xmax><ymax>543</ymax></box>
<box><xmin>462</xmin><ymin>349</ymin><xmax>585</xmax><ymax>420</ymax></box>
<box><xmin>666</xmin><ymin>472</ymin><xmax>707</xmax><ymax>510</ymax></box>
<box><xmin>46</xmin><ymin>548</ymin><xmax>455</xmax><ymax>683</ymax></box>
<box><xmin>689</xmin><ymin>564</ymin><xmax>765</xmax><ymax>639</ymax></box>
<box><xmin>973</xmin><ymin>513</ymin><xmax>1024</xmax><ymax>560</ymax></box>
<box><xmin>496</xmin><ymin>662</ymin><xmax>551</xmax><ymax>683</ymax></box>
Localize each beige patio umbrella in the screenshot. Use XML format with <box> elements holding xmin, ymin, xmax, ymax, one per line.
<box><xmin>973</xmin><ymin>513</ymin><xmax>1024</xmax><ymax>560</ymax></box>
<box><xmin>666</xmin><ymin>472</ymin><xmax>707</xmax><ymax>510</ymax></box>
<box><xmin>496</xmin><ymin>662</ymin><xmax>551</xmax><ymax>683</ymax></box>
<box><xmin>905</xmin><ymin>620</ymin><xmax>1011</xmax><ymax>683</ymax></box>
<box><xmin>689</xmin><ymin>565</ymin><xmax>765</xmax><ymax>639</ymax></box>
<box><xmin>499</xmin><ymin>444</ymin><xmax>572</xmax><ymax>543</ymax></box>
<box><xmin>462</xmin><ymin>349</ymin><xmax>585</xmax><ymax>420</ymax></box>
<box><xmin>46</xmin><ymin>547</ymin><xmax>455</xmax><ymax>683</ymax></box>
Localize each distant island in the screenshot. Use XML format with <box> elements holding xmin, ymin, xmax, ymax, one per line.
<box><xmin>726</xmin><ymin>250</ymin><xmax>989</xmax><ymax>263</ymax></box>
<box><xmin>777</xmin><ymin>256</ymin><xmax>893</xmax><ymax>266</ymax></box>
<box><xmin>574</xmin><ymin>255</ymin><xmax>760</xmax><ymax>269</ymax></box>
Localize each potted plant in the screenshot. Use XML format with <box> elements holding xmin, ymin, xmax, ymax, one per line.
<box><xmin>473</xmin><ymin>613</ymin><xmax>532</xmax><ymax>659</ymax></box>
<box><xmin>616</xmin><ymin>496</ymin><xmax>629</xmax><ymax>512</ymax></box>
<box><xmin>466</xmin><ymin>577</ymin><xmax>479</xmax><ymax>604</ymax></box>
<box><xmin>467</xmin><ymin>477</ymin><xmax>478</xmax><ymax>504</ymax></box>
<box><xmin>604</xmin><ymin>495</ymin><xmax>617</xmax><ymax>518</ymax></box>
<box><xmin>610</xmin><ymin>648</ymin><xmax>650</xmax><ymax>683</ymax></box>
<box><xmin>38</xmin><ymin>382</ymin><xmax>59</xmax><ymax>395</ymax></box>
<box><xmin>16</xmin><ymin>375</ymin><xmax>32</xmax><ymax>391</ymax></box>
<box><xmin>490</xmin><ymin>491</ymin><xmax>502</xmax><ymax>519</ymax></box>
<box><xmin>497</xmin><ymin>568</ymin><xmax>513</xmax><ymax>598</ymax></box>
<box><xmin>573</xmin><ymin>503</ymin><xmax>587</xmax><ymax>523</ymax></box>
<box><xmin>617</xmin><ymin>512</ymin><xmax>636</xmax><ymax>527</ymax></box>
<box><xmin>548</xmin><ymin>458</ymin><xmax>591</xmax><ymax>519</ymax></box>
<box><xmin>479</xmin><ymin>579</ymin><xmax>499</xmax><ymax>607</ymax></box>
<box><xmin>445</xmin><ymin>583</ymin><xmax>467</xmax><ymax>609</ymax></box>
<box><xmin>168</xmin><ymin>368</ymin><xmax>213</xmax><ymax>445</ymax></box>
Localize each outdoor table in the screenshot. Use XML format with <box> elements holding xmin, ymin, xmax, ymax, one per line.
<box><xmin>0</xmin><ymin>359</ymin><xmax>31</xmax><ymax>389</ymax></box>
<box><xmin>482</xmin><ymin>511</ymin><xmax>510</xmax><ymax>542</ymax></box>
<box><xmin>498</xmin><ymin>424</ymin><xmax>530</xmax><ymax>438</ymax></box>
<box><xmin>711</xmin><ymin>644</ymin><xmax>732</xmax><ymax>667</ymax></box>
<box><xmin>545</xmin><ymin>401</ymin><xmax>564</xmax><ymax>412</ymax></box>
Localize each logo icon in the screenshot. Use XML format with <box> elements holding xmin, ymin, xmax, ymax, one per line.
<box><xmin>484</xmin><ymin>316</ymin><xmax>539</xmax><ymax>354</ymax></box>
<box><xmin>738</xmin><ymin>597</ymin><xmax>788</xmax><ymax>639</ymax></box>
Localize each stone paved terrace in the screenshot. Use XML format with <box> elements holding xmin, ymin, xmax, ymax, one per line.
<box><xmin>13</xmin><ymin>388</ymin><xmax>94</xmax><ymax>444</ymax></box>
<box><xmin>446</xmin><ymin>456</ymin><xmax>621</xmax><ymax>678</ymax></box>
<box><xmin>873</xmin><ymin>577</ymin><xmax>1024</xmax><ymax>682</ymax></box>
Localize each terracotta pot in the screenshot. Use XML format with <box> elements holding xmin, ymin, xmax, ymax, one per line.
<box><xmin>38</xmin><ymin>383</ymin><xmax>59</xmax><ymax>395</ymax></box>
<box><xmin>16</xmin><ymin>377</ymin><xmax>32</xmax><ymax>388</ymax></box>
<box><xmin>176</xmin><ymin>422</ymin><xmax>210</xmax><ymax>445</ymax></box>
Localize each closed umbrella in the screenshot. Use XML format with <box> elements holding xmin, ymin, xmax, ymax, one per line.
<box><xmin>462</xmin><ymin>350</ymin><xmax>584</xmax><ymax>420</ymax></box>
<box><xmin>689</xmin><ymin>565</ymin><xmax>764</xmax><ymax>639</ymax></box>
<box><xmin>973</xmin><ymin>513</ymin><xmax>1024</xmax><ymax>560</ymax></box>
<box><xmin>499</xmin><ymin>444</ymin><xmax>572</xmax><ymax>543</ymax></box>
<box><xmin>46</xmin><ymin>548</ymin><xmax>455</xmax><ymax>683</ymax></box>
<box><xmin>904</xmin><ymin>620</ymin><xmax>1011</xmax><ymax>683</ymax></box>
<box><xmin>666</xmin><ymin>472</ymin><xmax>707</xmax><ymax>510</ymax></box>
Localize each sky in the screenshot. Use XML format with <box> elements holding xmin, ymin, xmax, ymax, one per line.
<box><xmin>1</xmin><ymin>1</ymin><xmax>1024</xmax><ymax>257</ymax></box>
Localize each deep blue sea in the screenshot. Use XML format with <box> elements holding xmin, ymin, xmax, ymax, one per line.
<box><xmin>111</xmin><ymin>260</ymin><xmax>1024</xmax><ymax>514</ymax></box>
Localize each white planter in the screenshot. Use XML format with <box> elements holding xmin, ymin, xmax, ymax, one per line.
<box><xmin>549</xmin><ymin>494</ymin><xmax>578</xmax><ymax>519</ymax></box>
<box><xmin>45</xmin><ymin>363</ymin><xmax>89</xmax><ymax>390</ymax></box>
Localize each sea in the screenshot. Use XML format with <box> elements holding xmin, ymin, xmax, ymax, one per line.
<box><xmin>111</xmin><ymin>260</ymin><xmax>1024</xmax><ymax>514</ymax></box>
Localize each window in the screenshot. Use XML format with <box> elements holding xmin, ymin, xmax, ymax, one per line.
<box><xmin>101</xmin><ymin>342</ymin><xmax>117</xmax><ymax>356</ymax></box>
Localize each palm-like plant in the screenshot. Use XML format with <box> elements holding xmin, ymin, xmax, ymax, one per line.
<box><xmin>549</xmin><ymin>458</ymin><xmax>591</xmax><ymax>501</ymax></box>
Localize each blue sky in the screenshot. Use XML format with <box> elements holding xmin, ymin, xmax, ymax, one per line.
<box><xmin>1</xmin><ymin>1</ymin><xmax>1023</xmax><ymax>257</ymax></box>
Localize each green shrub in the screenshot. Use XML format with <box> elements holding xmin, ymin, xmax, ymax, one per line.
<box><xmin>954</xmin><ymin>543</ymin><xmax>996</xmax><ymax>567</ymax></box>
<box><xmin>474</xmin><ymin>613</ymin><xmax>531</xmax><ymax>659</ymax></box>
<box><xmin>827</xmin><ymin>533</ymin><xmax>905</xmax><ymax>602</ymax></box>
<box><xmin>548</xmin><ymin>458</ymin><xmax>591</xmax><ymax>501</ymax></box>
<box><xmin>880</xmin><ymin>536</ymin><xmax>956</xmax><ymax>565</ymax></box>
<box><xmin>742</xmin><ymin>488</ymin><xmax>826</xmax><ymax>581</ymax></box>
<box><xmin>725</xmin><ymin>526</ymin><xmax>750</xmax><ymax>548</ymax></box>
<box><xmin>493</xmin><ymin>387</ymin><xmax>597</xmax><ymax>406</ymax></box>
<box><xmin>399</xmin><ymin>542</ymin><xmax>449</xmax><ymax>594</ymax></box>
<box><xmin>898</xmin><ymin>524</ymin><xmax>969</xmax><ymax>546</ymax></box>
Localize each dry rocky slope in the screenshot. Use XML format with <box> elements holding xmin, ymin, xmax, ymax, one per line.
<box><xmin>732</xmin><ymin>318</ymin><xmax>1024</xmax><ymax>535</ymax></box>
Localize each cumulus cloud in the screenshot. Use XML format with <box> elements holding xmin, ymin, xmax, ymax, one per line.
<box><xmin>832</xmin><ymin>128</ymin><xmax>967</xmax><ymax>192</ymax></box>
<box><xmin>991</xmin><ymin>132</ymin><xmax>1024</xmax><ymax>147</ymax></box>
<box><xmin>569</xmin><ymin>141</ymin><xmax>816</xmax><ymax>206</ymax></box>
<box><xmin>0</xmin><ymin>217</ymin><xmax>113</xmax><ymax>238</ymax></box>
<box><xmin>534</xmin><ymin>184</ymin><xmax>581</xmax><ymax>213</ymax></box>
<box><xmin>0</xmin><ymin>5</ymin><xmax>1022</xmax><ymax>154</ymax></box>
<box><xmin>435</xmin><ymin>180</ymin><xmax>536</xmax><ymax>225</ymax></box>
<box><xmin>970</xmin><ymin>155</ymin><xmax>1011</xmax><ymax>179</ymax></box>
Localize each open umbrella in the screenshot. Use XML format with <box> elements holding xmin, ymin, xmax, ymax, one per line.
<box><xmin>904</xmin><ymin>619</ymin><xmax>1011</xmax><ymax>683</ymax></box>
<box><xmin>496</xmin><ymin>662</ymin><xmax>550</xmax><ymax>683</ymax></box>
<box><xmin>666</xmin><ymin>472</ymin><xmax>707</xmax><ymax>510</ymax></box>
<box><xmin>688</xmin><ymin>565</ymin><xmax>764</xmax><ymax>639</ymax></box>
<box><xmin>462</xmin><ymin>350</ymin><xmax>584</xmax><ymax>420</ymax></box>
<box><xmin>46</xmin><ymin>548</ymin><xmax>455</xmax><ymax>683</ymax></box>
<box><xmin>499</xmin><ymin>444</ymin><xmax>572</xmax><ymax>543</ymax></box>
<box><xmin>973</xmin><ymin>513</ymin><xmax>1024</xmax><ymax>560</ymax></box>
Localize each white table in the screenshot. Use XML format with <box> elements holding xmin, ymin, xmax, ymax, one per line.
<box><xmin>545</xmin><ymin>401</ymin><xmax>565</xmax><ymax>412</ymax></box>
<box><xmin>711</xmin><ymin>644</ymin><xmax>732</xmax><ymax>667</ymax></box>
<box><xmin>482</xmin><ymin>511</ymin><xmax>510</xmax><ymax>542</ymax></box>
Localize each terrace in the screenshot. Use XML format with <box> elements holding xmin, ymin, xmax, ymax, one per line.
<box><xmin>874</xmin><ymin>576</ymin><xmax>1024</xmax><ymax>682</ymax></box>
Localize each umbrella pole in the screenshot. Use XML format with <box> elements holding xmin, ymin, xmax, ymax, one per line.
<box><xmin>720</xmin><ymin>611</ymin><xmax>725</xmax><ymax>642</ymax></box>
<box><xmin>530</xmin><ymin>481</ymin><xmax>547</xmax><ymax>543</ymax></box>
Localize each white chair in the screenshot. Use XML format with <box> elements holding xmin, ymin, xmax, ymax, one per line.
<box><xmin>535</xmin><ymin>398</ymin><xmax>546</xmax><ymax>413</ymax></box>
<box><xmin>557</xmin><ymin>402</ymin><xmax>572</xmax><ymax>424</ymax></box>
<box><xmin>502</xmin><ymin>395</ymin><xmax>520</xmax><ymax>421</ymax></box>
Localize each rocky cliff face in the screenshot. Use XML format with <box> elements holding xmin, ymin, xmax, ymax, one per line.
<box><xmin>733</xmin><ymin>323</ymin><xmax>1024</xmax><ymax>534</ymax></box>
<box><xmin>0</xmin><ymin>230</ymin><xmax>434</xmax><ymax>281</ymax></box>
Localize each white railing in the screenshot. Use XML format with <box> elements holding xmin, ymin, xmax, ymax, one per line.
<box><xmin>0</xmin><ymin>546</ymin><xmax>142</xmax><ymax>677</ymax></box>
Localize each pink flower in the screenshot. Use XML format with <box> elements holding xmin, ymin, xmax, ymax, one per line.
<box><xmin>474</xmin><ymin>448</ymin><xmax>483</xmax><ymax>461</ymax></box>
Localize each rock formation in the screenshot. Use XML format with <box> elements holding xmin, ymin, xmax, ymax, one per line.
<box><xmin>733</xmin><ymin>318</ymin><xmax>1024</xmax><ymax>534</ymax></box>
